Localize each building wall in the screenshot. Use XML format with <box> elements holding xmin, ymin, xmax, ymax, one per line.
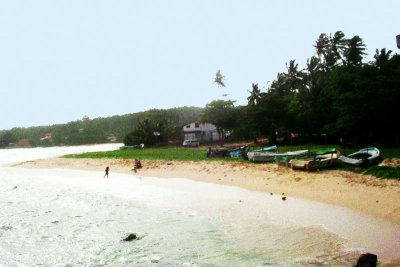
<box><xmin>182</xmin><ymin>123</ymin><xmax>220</xmax><ymax>141</ymax></box>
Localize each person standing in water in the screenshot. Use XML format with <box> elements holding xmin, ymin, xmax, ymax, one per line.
<box><xmin>104</xmin><ymin>166</ymin><xmax>110</xmax><ymax>178</ymax></box>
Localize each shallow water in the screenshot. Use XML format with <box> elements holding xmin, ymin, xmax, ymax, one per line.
<box><xmin>1</xmin><ymin>145</ymin><xmax>399</xmax><ymax>266</ymax></box>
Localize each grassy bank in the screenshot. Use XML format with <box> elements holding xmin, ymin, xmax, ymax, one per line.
<box><xmin>64</xmin><ymin>147</ymin><xmax>225</xmax><ymax>162</ymax></box>
<box><xmin>64</xmin><ymin>145</ymin><xmax>400</xmax><ymax>180</ymax></box>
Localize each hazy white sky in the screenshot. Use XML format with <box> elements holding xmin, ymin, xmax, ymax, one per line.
<box><xmin>1</xmin><ymin>0</ymin><xmax>399</xmax><ymax>130</ymax></box>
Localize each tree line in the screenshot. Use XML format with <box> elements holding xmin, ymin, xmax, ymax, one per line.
<box><xmin>1</xmin><ymin>31</ymin><xmax>399</xmax><ymax>148</ymax></box>
<box><xmin>0</xmin><ymin>107</ymin><xmax>202</xmax><ymax>148</ymax></box>
<box><xmin>203</xmin><ymin>31</ymin><xmax>400</xmax><ymax>146</ymax></box>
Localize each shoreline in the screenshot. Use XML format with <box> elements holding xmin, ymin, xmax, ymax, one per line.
<box><xmin>14</xmin><ymin>157</ymin><xmax>400</xmax><ymax>226</ymax></box>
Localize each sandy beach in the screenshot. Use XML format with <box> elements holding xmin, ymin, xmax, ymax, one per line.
<box><xmin>16</xmin><ymin>157</ymin><xmax>400</xmax><ymax>226</ymax></box>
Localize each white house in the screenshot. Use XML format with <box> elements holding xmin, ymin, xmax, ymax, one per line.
<box><xmin>182</xmin><ymin>122</ymin><xmax>220</xmax><ymax>142</ymax></box>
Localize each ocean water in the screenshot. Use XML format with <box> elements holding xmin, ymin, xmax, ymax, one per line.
<box><xmin>0</xmin><ymin>145</ymin><xmax>399</xmax><ymax>266</ymax></box>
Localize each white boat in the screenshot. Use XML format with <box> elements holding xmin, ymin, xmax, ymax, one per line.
<box><xmin>247</xmin><ymin>151</ymin><xmax>277</xmax><ymax>162</ymax></box>
<box><xmin>248</xmin><ymin>148</ymin><xmax>309</xmax><ymax>163</ymax></box>
<box><xmin>247</xmin><ymin>145</ymin><xmax>278</xmax><ymax>162</ymax></box>
<box><xmin>338</xmin><ymin>147</ymin><xmax>380</xmax><ymax>166</ymax></box>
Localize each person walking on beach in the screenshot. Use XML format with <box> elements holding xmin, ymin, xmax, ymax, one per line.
<box><xmin>104</xmin><ymin>166</ymin><xmax>110</xmax><ymax>178</ymax></box>
<box><xmin>133</xmin><ymin>159</ymin><xmax>142</xmax><ymax>173</ymax></box>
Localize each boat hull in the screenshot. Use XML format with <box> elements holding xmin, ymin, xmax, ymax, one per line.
<box><xmin>339</xmin><ymin>147</ymin><xmax>380</xmax><ymax>166</ymax></box>
<box><xmin>290</xmin><ymin>149</ymin><xmax>339</xmax><ymax>171</ymax></box>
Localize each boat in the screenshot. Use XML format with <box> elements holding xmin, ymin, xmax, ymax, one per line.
<box><xmin>247</xmin><ymin>151</ymin><xmax>276</xmax><ymax>162</ymax></box>
<box><xmin>229</xmin><ymin>145</ymin><xmax>248</xmax><ymax>158</ymax></box>
<box><xmin>338</xmin><ymin>147</ymin><xmax>380</xmax><ymax>166</ymax></box>
<box><xmin>247</xmin><ymin>145</ymin><xmax>278</xmax><ymax>162</ymax></box>
<box><xmin>206</xmin><ymin>147</ymin><xmax>229</xmax><ymax>158</ymax></box>
<box><xmin>274</xmin><ymin>150</ymin><xmax>311</xmax><ymax>166</ymax></box>
<box><xmin>207</xmin><ymin>145</ymin><xmax>248</xmax><ymax>158</ymax></box>
<box><xmin>290</xmin><ymin>148</ymin><xmax>339</xmax><ymax>171</ymax></box>
<box><xmin>251</xmin><ymin>145</ymin><xmax>277</xmax><ymax>152</ymax></box>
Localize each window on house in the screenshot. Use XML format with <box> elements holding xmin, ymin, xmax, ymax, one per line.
<box><xmin>195</xmin><ymin>123</ymin><xmax>199</xmax><ymax>128</ymax></box>
<box><xmin>186</xmin><ymin>125</ymin><xmax>190</xmax><ymax>128</ymax></box>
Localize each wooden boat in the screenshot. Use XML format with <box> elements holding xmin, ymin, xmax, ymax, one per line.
<box><xmin>338</xmin><ymin>147</ymin><xmax>380</xmax><ymax>166</ymax></box>
<box><xmin>290</xmin><ymin>149</ymin><xmax>339</xmax><ymax>171</ymax></box>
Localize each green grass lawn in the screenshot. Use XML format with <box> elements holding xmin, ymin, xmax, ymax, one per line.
<box><xmin>64</xmin><ymin>144</ymin><xmax>400</xmax><ymax>180</ymax></box>
<box><xmin>64</xmin><ymin>147</ymin><xmax>230</xmax><ymax>162</ymax></box>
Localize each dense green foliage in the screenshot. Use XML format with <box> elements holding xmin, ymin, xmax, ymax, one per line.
<box><xmin>237</xmin><ymin>31</ymin><xmax>400</xmax><ymax>146</ymax></box>
<box><xmin>0</xmin><ymin>107</ymin><xmax>202</xmax><ymax>148</ymax></box>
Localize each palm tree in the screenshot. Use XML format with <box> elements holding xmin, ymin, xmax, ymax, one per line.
<box><xmin>329</xmin><ymin>31</ymin><xmax>346</xmax><ymax>65</ymax></box>
<box><xmin>373</xmin><ymin>48</ymin><xmax>392</xmax><ymax>68</ymax></box>
<box><xmin>305</xmin><ymin>56</ymin><xmax>322</xmax><ymax>86</ymax></box>
<box><xmin>314</xmin><ymin>31</ymin><xmax>346</xmax><ymax>70</ymax></box>
<box><xmin>314</xmin><ymin>33</ymin><xmax>329</xmax><ymax>58</ymax></box>
<box><xmin>285</xmin><ymin>60</ymin><xmax>303</xmax><ymax>93</ymax></box>
<box><xmin>343</xmin><ymin>35</ymin><xmax>366</xmax><ymax>66</ymax></box>
<box><xmin>247</xmin><ymin>83</ymin><xmax>260</xmax><ymax>106</ymax></box>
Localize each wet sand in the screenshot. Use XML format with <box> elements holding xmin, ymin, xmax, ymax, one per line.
<box><xmin>15</xmin><ymin>157</ymin><xmax>400</xmax><ymax>226</ymax></box>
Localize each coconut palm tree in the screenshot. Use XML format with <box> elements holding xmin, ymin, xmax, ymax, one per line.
<box><xmin>285</xmin><ymin>60</ymin><xmax>304</xmax><ymax>93</ymax></box>
<box><xmin>314</xmin><ymin>31</ymin><xmax>346</xmax><ymax>70</ymax></box>
<box><xmin>373</xmin><ymin>48</ymin><xmax>393</xmax><ymax>68</ymax></box>
<box><xmin>343</xmin><ymin>35</ymin><xmax>366</xmax><ymax>66</ymax></box>
<box><xmin>247</xmin><ymin>83</ymin><xmax>260</xmax><ymax>106</ymax></box>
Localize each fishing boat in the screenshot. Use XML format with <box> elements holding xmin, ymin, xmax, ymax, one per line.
<box><xmin>247</xmin><ymin>145</ymin><xmax>278</xmax><ymax>162</ymax></box>
<box><xmin>338</xmin><ymin>147</ymin><xmax>380</xmax><ymax>166</ymax></box>
<box><xmin>251</xmin><ymin>145</ymin><xmax>278</xmax><ymax>152</ymax></box>
<box><xmin>290</xmin><ymin>148</ymin><xmax>339</xmax><ymax>171</ymax></box>
<box><xmin>274</xmin><ymin>150</ymin><xmax>311</xmax><ymax>166</ymax></box>
<box><xmin>229</xmin><ymin>145</ymin><xmax>248</xmax><ymax>158</ymax></box>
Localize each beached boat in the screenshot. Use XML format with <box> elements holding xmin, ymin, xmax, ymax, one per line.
<box><xmin>247</xmin><ymin>151</ymin><xmax>276</xmax><ymax>162</ymax></box>
<box><xmin>247</xmin><ymin>145</ymin><xmax>278</xmax><ymax>162</ymax></box>
<box><xmin>338</xmin><ymin>147</ymin><xmax>380</xmax><ymax>166</ymax></box>
<box><xmin>290</xmin><ymin>149</ymin><xmax>339</xmax><ymax>171</ymax></box>
<box><xmin>207</xmin><ymin>147</ymin><xmax>229</xmax><ymax>158</ymax></box>
<box><xmin>229</xmin><ymin>145</ymin><xmax>248</xmax><ymax>158</ymax></box>
<box><xmin>274</xmin><ymin>150</ymin><xmax>311</xmax><ymax>165</ymax></box>
<box><xmin>251</xmin><ymin>145</ymin><xmax>278</xmax><ymax>153</ymax></box>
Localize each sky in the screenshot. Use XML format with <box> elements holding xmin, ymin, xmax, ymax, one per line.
<box><xmin>0</xmin><ymin>0</ymin><xmax>399</xmax><ymax>130</ymax></box>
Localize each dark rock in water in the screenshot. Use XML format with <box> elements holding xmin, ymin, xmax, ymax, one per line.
<box><xmin>122</xmin><ymin>233</ymin><xmax>137</xmax><ymax>242</ymax></box>
<box><xmin>282</xmin><ymin>196</ymin><xmax>287</xmax><ymax>201</ymax></box>
<box><xmin>12</xmin><ymin>186</ymin><xmax>17</xmax><ymax>190</ymax></box>
<box><xmin>354</xmin><ymin>253</ymin><xmax>377</xmax><ymax>267</ymax></box>
<box><xmin>0</xmin><ymin>225</ymin><xmax>13</xmax><ymax>230</ymax></box>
